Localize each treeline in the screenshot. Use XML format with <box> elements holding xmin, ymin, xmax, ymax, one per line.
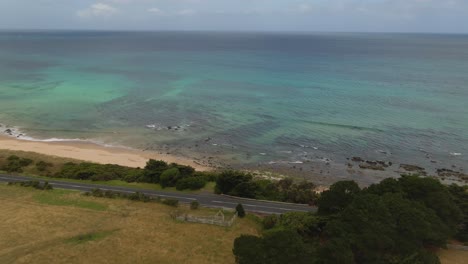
<box><xmin>2</xmin><ymin>154</ymin><xmax>318</xmax><ymax>204</ymax></box>
<box><xmin>53</xmin><ymin>159</ymin><xmax>216</xmax><ymax>191</ymax></box>
<box><xmin>215</xmin><ymin>171</ymin><xmax>317</xmax><ymax>204</ymax></box>
<box><xmin>233</xmin><ymin>175</ymin><xmax>468</xmax><ymax>264</ymax></box>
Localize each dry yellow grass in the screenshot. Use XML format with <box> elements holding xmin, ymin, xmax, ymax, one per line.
<box><xmin>438</xmin><ymin>248</ymin><xmax>468</xmax><ymax>264</ymax></box>
<box><xmin>0</xmin><ymin>184</ymin><xmax>259</xmax><ymax>264</ymax></box>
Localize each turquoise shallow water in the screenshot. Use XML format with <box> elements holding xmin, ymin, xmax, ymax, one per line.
<box><xmin>0</xmin><ymin>31</ymin><xmax>467</xmax><ymax>184</ymax></box>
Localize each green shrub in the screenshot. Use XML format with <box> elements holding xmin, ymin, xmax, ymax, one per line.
<box><xmin>8</xmin><ymin>180</ymin><xmax>53</xmax><ymax>190</ymax></box>
<box><xmin>2</xmin><ymin>155</ymin><xmax>34</xmax><ymax>173</ymax></box>
<box><xmin>215</xmin><ymin>170</ymin><xmax>253</xmax><ymax>194</ymax></box>
<box><xmin>141</xmin><ymin>159</ymin><xmax>169</xmax><ymax>183</ymax></box>
<box><xmin>236</xmin><ymin>203</ymin><xmax>246</xmax><ymax>218</ymax></box>
<box><xmin>36</xmin><ymin>161</ymin><xmax>53</xmax><ymax>172</ymax></box>
<box><xmin>190</xmin><ymin>200</ymin><xmax>200</xmax><ymax>210</ymax></box>
<box><xmin>128</xmin><ymin>192</ymin><xmax>151</xmax><ymax>202</ymax></box>
<box><xmin>176</xmin><ymin>177</ymin><xmax>206</xmax><ymax>190</ymax></box>
<box><xmin>195</xmin><ymin>171</ymin><xmax>219</xmax><ymax>182</ymax></box>
<box><xmin>160</xmin><ymin>168</ymin><xmax>181</xmax><ymax>188</ymax></box>
<box><xmin>162</xmin><ymin>199</ymin><xmax>179</xmax><ymax>207</ymax></box>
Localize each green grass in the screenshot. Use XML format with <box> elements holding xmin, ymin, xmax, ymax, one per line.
<box><xmin>33</xmin><ymin>189</ymin><xmax>107</xmax><ymax>211</ymax></box>
<box><xmin>66</xmin><ymin>230</ymin><xmax>117</xmax><ymax>244</ymax></box>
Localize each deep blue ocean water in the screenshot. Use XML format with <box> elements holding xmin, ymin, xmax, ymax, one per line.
<box><xmin>0</xmin><ymin>31</ymin><xmax>467</xmax><ymax>184</ymax></box>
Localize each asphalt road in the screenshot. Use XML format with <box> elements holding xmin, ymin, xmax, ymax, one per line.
<box><xmin>0</xmin><ymin>174</ymin><xmax>316</xmax><ymax>214</ymax></box>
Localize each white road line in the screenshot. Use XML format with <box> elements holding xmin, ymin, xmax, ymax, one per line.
<box><xmin>151</xmin><ymin>193</ymin><xmax>196</xmax><ymax>201</ymax></box>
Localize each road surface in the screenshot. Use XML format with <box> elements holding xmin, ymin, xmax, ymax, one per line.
<box><xmin>0</xmin><ymin>174</ymin><xmax>316</xmax><ymax>214</ymax></box>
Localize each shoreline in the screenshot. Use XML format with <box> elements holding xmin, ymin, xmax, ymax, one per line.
<box><xmin>0</xmin><ymin>135</ymin><xmax>212</xmax><ymax>171</ymax></box>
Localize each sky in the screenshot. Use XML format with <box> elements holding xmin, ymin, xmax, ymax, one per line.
<box><xmin>0</xmin><ymin>0</ymin><xmax>467</xmax><ymax>33</ymax></box>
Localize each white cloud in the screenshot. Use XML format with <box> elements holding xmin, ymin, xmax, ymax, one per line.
<box><xmin>147</xmin><ymin>7</ymin><xmax>163</xmax><ymax>14</ymax></box>
<box><xmin>77</xmin><ymin>3</ymin><xmax>118</xmax><ymax>18</ymax></box>
<box><xmin>177</xmin><ymin>9</ymin><xmax>197</xmax><ymax>16</ymax></box>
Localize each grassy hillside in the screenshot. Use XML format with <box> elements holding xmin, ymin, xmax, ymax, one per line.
<box><xmin>0</xmin><ymin>184</ymin><xmax>259</xmax><ymax>264</ymax></box>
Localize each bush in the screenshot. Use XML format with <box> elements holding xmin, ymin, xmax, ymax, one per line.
<box><xmin>128</xmin><ymin>192</ymin><xmax>151</xmax><ymax>202</ymax></box>
<box><xmin>55</xmin><ymin>162</ymin><xmax>141</xmax><ymax>182</ymax></box>
<box><xmin>160</xmin><ymin>168</ymin><xmax>181</xmax><ymax>188</ymax></box>
<box><xmin>176</xmin><ymin>177</ymin><xmax>206</xmax><ymax>190</ymax></box>
<box><xmin>190</xmin><ymin>200</ymin><xmax>200</xmax><ymax>210</ymax></box>
<box><xmin>141</xmin><ymin>159</ymin><xmax>169</xmax><ymax>183</ymax></box>
<box><xmin>236</xmin><ymin>203</ymin><xmax>246</xmax><ymax>218</ymax></box>
<box><xmin>230</xmin><ymin>181</ymin><xmax>259</xmax><ymax>198</ymax></box>
<box><xmin>195</xmin><ymin>171</ymin><xmax>219</xmax><ymax>182</ymax></box>
<box><xmin>215</xmin><ymin>171</ymin><xmax>252</xmax><ymax>194</ymax></box>
<box><xmin>8</xmin><ymin>180</ymin><xmax>53</xmax><ymax>190</ymax></box>
<box><xmin>36</xmin><ymin>161</ymin><xmax>53</xmax><ymax>172</ymax></box>
<box><xmin>2</xmin><ymin>155</ymin><xmax>34</xmax><ymax>173</ymax></box>
<box><xmin>162</xmin><ymin>199</ymin><xmax>179</xmax><ymax>207</ymax></box>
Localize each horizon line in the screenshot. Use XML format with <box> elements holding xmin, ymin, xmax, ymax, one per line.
<box><xmin>0</xmin><ymin>28</ymin><xmax>467</xmax><ymax>36</ymax></box>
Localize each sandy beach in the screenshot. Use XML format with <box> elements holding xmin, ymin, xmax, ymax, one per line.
<box><xmin>0</xmin><ymin>135</ymin><xmax>211</xmax><ymax>171</ymax></box>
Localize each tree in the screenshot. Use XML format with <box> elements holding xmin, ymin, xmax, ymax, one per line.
<box><xmin>448</xmin><ymin>184</ymin><xmax>468</xmax><ymax>242</ymax></box>
<box><xmin>365</xmin><ymin>178</ymin><xmax>402</xmax><ymax>195</ymax></box>
<box><xmin>142</xmin><ymin>159</ymin><xmax>168</xmax><ymax>183</ymax></box>
<box><xmin>215</xmin><ymin>171</ymin><xmax>252</xmax><ymax>194</ymax></box>
<box><xmin>230</xmin><ymin>181</ymin><xmax>259</xmax><ymax>198</ymax></box>
<box><xmin>399</xmin><ymin>175</ymin><xmax>462</xmax><ymax>234</ymax></box>
<box><xmin>317</xmin><ymin>180</ymin><xmax>360</xmax><ymax>215</ymax></box>
<box><xmin>262</xmin><ymin>229</ymin><xmax>313</xmax><ymax>264</ymax></box>
<box><xmin>316</xmin><ymin>238</ymin><xmax>355</xmax><ymax>264</ymax></box>
<box><xmin>159</xmin><ymin>168</ymin><xmax>180</xmax><ymax>188</ymax></box>
<box><xmin>176</xmin><ymin>177</ymin><xmax>206</xmax><ymax>190</ymax></box>
<box><xmin>323</xmin><ymin>193</ymin><xmax>451</xmax><ymax>264</ymax></box>
<box><xmin>233</xmin><ymin>230</ymin><xmax>313</xmax><ymax>264</ymax></box>
<box><xmin>170</xmin><ymin>163</ymin><xmax>195</xmax><ymax>177</ymax></box>
<box><xmin>233</xmin><ymin>235</ymin><xmax>265</xmax><ymax>264</ymax></box>
<box><xmin>236</xmin><ymin>203</ymin><xmax>246</xmax><ymax>218</ymax></box>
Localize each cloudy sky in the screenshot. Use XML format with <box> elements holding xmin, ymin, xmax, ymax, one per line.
<box><xmin>0</xmin><ymin>0</ymin><xmax>467</xmax><ymax>33</ymax></box>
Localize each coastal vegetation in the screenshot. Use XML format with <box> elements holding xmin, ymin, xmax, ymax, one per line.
<box><xmin>0</xmin><ymin>150</ymin><xmax>215</xmax><ymax>191</ymax></box>
<box><xmin>232</xmin><ymin>175</ymin><xmax>468</xmax><ymax>264</ymax></box>
<box><xmin>215</xmin><ymin>170</ymin><xmax>317</xmax><ymax>204</ymax></box>
<box><xmin>0</xmin><ymin>150</ymin><xmax>318</xmax><ymax>205</ymax></box>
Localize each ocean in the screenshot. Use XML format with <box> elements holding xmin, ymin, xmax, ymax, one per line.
<box><xmin>1</xmin><ymin>31</ymin><xmax>467</xmax><ymax>184</ymax></box>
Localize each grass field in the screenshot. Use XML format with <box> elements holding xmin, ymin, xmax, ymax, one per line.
<box><xmin>0</xmin><ymin>184</ymin><xmax>260</xmax><ymax>264</ymax></box>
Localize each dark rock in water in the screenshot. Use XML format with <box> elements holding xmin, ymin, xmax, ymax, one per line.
<box><xmin>167</xmin><ymin>126</ymin><xmax>172</xmax><ymax>130</ymax></box>
<box><xmin>400</xmin><ymin>164</ymin><xmax>427</xmax><ymax>176</ymax></box>
<box><xmin>204</xmin><ymin>137</ymin><xmax>212</xmax><ymax>142</ymax></box>
<box><xmin>400</xmin><ymin>164</ymin><xmax>425</xmax><ymax>171</ymax></box>
<box><xmin>359</xmin><ymin>160</ymin><xmax>392</xmax><ymax>171</ymax></box>
<box><xmin>436</xmin><ymin>169</ymin><xmax>467</xmax><ymax>181</ymax></box>
<box><xmin>359</xmin><ymin>163</ymin><xmax>385</xmax><ymax>171</ymax></box>
<box><xmin>431</xmin><ymin>160</ymin><xmax>437</xmax><ymax>163</ymax></box>
<box><xmin>4</xmin><ymin>129</ymin><xmax>13</xmax><ymax>135</ymax></box>
<box><xmin>351</xmin><ymin>156</ymin><xmax>364</xmax><ymax>162</ymax></box>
